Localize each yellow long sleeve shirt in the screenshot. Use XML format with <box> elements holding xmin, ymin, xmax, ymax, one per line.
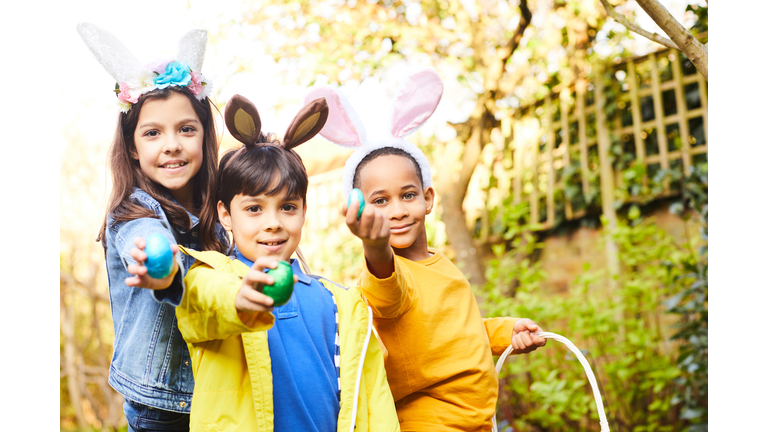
<box><xmin>358</xmin><ymin>248</ymin><xmax>518</xmax><ymax>432</ymax></box>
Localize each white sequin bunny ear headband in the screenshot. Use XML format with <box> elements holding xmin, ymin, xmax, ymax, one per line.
<box><xmin>77</xmin><ymin>22</ymin><xmax>212</xmax><ymax>113</ymax></box>
<box><xmin>304</xmin><ymin>69</ymin><xmax>444</xmax><ymax>198</ymax></box>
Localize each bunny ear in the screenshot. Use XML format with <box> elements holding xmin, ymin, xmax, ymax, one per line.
<box><xmin>176</xmin><ymin>29</ymin><xmax>207</xmax><ymax>72</ymax></box>
<box><xmin>304</xmin><ymin>87</ymin><xmax>366</xmax><ymax>148</ymax></box>
<box><xmin>390</xmin><ymin>69</ymin><xmax>444</xmax><ymax>139</ymax></box>
<box><xmin>283</xmin><ymin>98</ymin><xmax>329</xmax><ymax>151</ymax></box>
<box><xmin>224</xmin><ymin>94</ymin><xmax>262</xmax><ymax>146</ymax></box>
<box><xmin>77</xmin><ymin>22</ymin><xmax>143</xmax><ymax>83</ymax></box>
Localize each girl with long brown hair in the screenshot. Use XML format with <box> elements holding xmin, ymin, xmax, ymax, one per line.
<box><xmin>78</xmin><ymin>23</ymin><xmax>226</xmax><ymax>431</ymax></box>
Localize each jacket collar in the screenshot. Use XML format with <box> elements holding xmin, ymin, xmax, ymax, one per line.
<box><xmin>130</xmin><ymin>187</ymin><xmax>200</xmax><ymax>231</ymax></box>
<box><xmin>234</xmin><ymin>252</ymin><xmax>311</xmax><ymax>286</ymax></box>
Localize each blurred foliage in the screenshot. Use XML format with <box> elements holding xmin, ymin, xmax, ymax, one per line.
<box><xmin>303</xmin><ymin>223</ymin><xmax>364</xmax><ymax>286</ymax></box>
<box><xmin>667</xmin><ymin>166</ymin><xmax>708</xmax><ymax>431</ymax></box>
<box><xmin>685</xmin><ymin>3</ymin><xmax>708</xmax><ymax>36</ymax></box>
<box><xmin>60</xmin><ymin>128</ymin><xmax>126</xmax><ymax>431</ymax></box>
<box><xmin>215</xmin><ymin>0</ymin><xmax>631</xmax><ymax>108</ymax></box>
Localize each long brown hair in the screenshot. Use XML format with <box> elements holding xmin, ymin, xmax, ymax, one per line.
<box><xmin>97</xmin><ymin>86</ymin><xmax>226</xmax><ymax>254</ymax></box>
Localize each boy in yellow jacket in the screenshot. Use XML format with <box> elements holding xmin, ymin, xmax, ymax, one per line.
<box><xmin>307</xmin><ymin>70</ymin><xmax>546</xmax><ymax>431</ymax></box>
<box><xmin>175</xmin><ymin>95</ymin><xmax>399</xmax><ymax>432</ymax></box>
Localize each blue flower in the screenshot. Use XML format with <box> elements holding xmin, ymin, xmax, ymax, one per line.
<box><xmin>154</xmin><ymin>61</ymin><xmax>192</xmax><ymax>89</ymax></box>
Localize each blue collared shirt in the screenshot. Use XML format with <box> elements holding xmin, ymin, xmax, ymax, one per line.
<box><xmin>236</xmin><ymin>252</ymin><xmax>340</xmax><ymax>431</ymax></box>
<box><xmin>104</xmin><ymin>188</ymin><xmax>224</xmax><ymax>413</ymax></box>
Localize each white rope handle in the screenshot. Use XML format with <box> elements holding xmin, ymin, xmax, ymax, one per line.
<box><xmin>348</xmin><ymin>306</ymin><xmax>374</xmax><ymax>432</ymax></box>
<box><xmin>492</xmin><ymin>331</ymin><xmax>610</xmax><ymax>432</ymax></box>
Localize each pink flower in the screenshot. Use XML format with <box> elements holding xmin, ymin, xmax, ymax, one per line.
<box><xmin>117</xmin><ymin>82</ymin><xmax>139</xmax><ymax>104</ymax></box>
<box><xmin>188</xmin><ymin>71</ymin><xmax>204</xmax><ymax>96</ymax></box>
<box><xmin>147</xmin><ymin>59</ymin><xmax>172</xmax><ymax>75</ymax></box>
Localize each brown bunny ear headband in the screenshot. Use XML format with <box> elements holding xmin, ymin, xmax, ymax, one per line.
<box><xmin>224</xmin><ymin>94</ymin><xmax>329</xmax><ymax>155</ymax></box>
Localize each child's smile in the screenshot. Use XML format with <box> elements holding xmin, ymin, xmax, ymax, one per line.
<box><xmin>390</xmin><ymin>221</ymin><xmax>416</xmax><ymax>235</ymax></box>
<box><xmin>258</xmin><ymin>238</ymin><xmax>288</xmax><ymax>253</ymax></box>
<box><xmin>159</xmin><ymin>160</ymin><xmax>188</xmax><ymax>170</ymax></box>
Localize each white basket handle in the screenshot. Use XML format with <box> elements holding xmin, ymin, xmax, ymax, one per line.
<box><xmin>492</xmin><ymin>331</ymin><xmax>610</xmax><ymax>432</ymax></box>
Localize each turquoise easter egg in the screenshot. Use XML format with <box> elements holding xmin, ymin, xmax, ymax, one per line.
<box><xmin>264</xmin><ymin>261</ymin><xmax>294</xmax><ymax>306</ymax></box>
<box><xmin>347</xmin><ymin>188</ymin><xmax>365</xmax><ymax>219</ymax></box>
<box><xmin>145</xmin><ymin>233</ymin><xmax>174</xmax><ymax>279</ymax></box>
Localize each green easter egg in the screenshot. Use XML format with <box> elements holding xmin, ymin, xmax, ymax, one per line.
<box><xmin>264</xmin><ymin>261</ymin><xmax>294</xmax><ymax>306</ymax></box>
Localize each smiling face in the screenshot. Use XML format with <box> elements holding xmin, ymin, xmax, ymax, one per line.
<box><xmin>357</xmin><ymin>154</ymin><xmax>435</xmax><ymax>261</ymax></box>
<box><xmin>218</xmin><ymin>185</ymin><xmax>307</xmax><ymax>263</ymax></box>
<box><xmin>132</xmin><ymin>92</ymin><xmax>204</xmax><ymax>207</ymax></box>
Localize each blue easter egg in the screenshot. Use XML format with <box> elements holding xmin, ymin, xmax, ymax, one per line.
<box><xmin>145</xmin><ymin>233</ymin><xmax>174</xmax><ymax>279</ymax></box>
<box><xmin>347</xmin><ymin>188</ymin><xmax>365</xmax><ymax>219</ymax></box>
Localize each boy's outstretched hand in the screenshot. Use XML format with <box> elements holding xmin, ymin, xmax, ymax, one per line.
<box><xmin>236</xmin><ymin>258</ymin><xmax>281</xmax><ymax>313</ymax></box>
<box><xmin>342</xmin><ymin>197</ymin><xmax>395</xmax><ymax>279</ymax></box>
<box><xmin>511</xmin><ymin>318</ymin><xmax>547</xmax><ymax>353</ymax></box>
<box><xmin>126</xmin><ymin>236</ymin><xmax>179</xmax><ymax>290</ymax></box>
<box><xmin>237</xmin><ymin>258</ymin><xmax>299</xmax><ymax>327</ymax></box>
<box><xmin>342</xmin><ymin>196</ymin><xmax>390</xmax><ymax>249</ymax></box>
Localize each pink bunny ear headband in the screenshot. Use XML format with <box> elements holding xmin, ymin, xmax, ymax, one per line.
<box><xmin>77</xmin><ymin>22</ymin><xmax>212</xmax><ymax>113</ymax></box>
<box><xmin>304</xmin><ymin>69</ymin><xmax>444</xmax><ymax>198</ymax></box>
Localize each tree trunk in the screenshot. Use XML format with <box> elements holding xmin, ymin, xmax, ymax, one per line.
<box><xmin>436</xmin><ymin>0</ymin><xmax>531</xmax><ymax>287</ymax></box>
<box><xmin>437</xmin><ymin>132</ymin><xmax>487</xmax><ymax>287</ymax></box>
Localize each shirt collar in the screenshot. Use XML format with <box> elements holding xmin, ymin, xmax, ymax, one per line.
<box><xmin>234</xmin><ymin>252</ymin><xmax>311</xmax><ymax>286</ymax></box>
<box><xmin>131</xmin><ymin>187</ymin><xmax>200</xmax><ymax>230</ymax></box>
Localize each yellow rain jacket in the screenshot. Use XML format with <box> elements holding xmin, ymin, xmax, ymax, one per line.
<box><xmin>176</xmin><ymin>247</ymin><xmax>400</xmax><ymax>432</ymax></box>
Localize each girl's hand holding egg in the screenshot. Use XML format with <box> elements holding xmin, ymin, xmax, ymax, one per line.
<box><xmin>125</xmin><ymin>234</ymin><xmax>179</xmax><ymax>290</ymax></box>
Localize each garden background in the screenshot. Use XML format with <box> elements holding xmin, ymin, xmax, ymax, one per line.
<box><xmin>30</xmin><ymin>0</ymin><xmax>758</xmax><ymax>430</ymax></box>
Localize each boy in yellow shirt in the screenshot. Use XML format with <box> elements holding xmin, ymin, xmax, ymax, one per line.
<box><xmin>307</xmin><ymin>70</ymin><xmax>546</xmax><ymax>431</ymax></box>
<box><xmin>175</xmin><ymin>95</ymin><xmax>399</xmax><ymax>432</ymax></box>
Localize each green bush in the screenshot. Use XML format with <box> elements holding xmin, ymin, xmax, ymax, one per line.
<box><xmin>482</xmin><ymin>167</ymin><xmax>707</xmax><ymax>431</ymax></box>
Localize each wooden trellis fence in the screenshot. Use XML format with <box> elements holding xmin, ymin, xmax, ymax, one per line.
<box><xmin>492</xmin><ymin>46</ymin><xmax>708</xmax><ymax>232</ymax></box>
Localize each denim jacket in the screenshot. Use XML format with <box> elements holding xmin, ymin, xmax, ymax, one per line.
<box><xmin>104</xmin><ymin>188</ymin><xmax>220</xmax><ymax>413</ymax></box>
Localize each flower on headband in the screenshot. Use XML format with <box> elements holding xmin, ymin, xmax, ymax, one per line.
<box><xmin>188</xmin><ymin>71</ymin><xmax>204</xmax><ymax>96</ymax></box>
<box><xmin>191</xmin><ymin>72</ymin><xmax>213</xmax><ymax>101</ymax></box>
<box><xmin>115</xmin><ymin>69</ymin><xmax>160</xmax><ymax>111</ymax></box>
<box><xmin>200</xmin><ymin>77</ymin><xmax>213</xmax><ymax>100</ymax></box>
<box><xmin>78</xmin><ymin>23</ymin><xmax>212</xmax><ymax>113</ymax></box>
<box><xmin>117</xmin><ymin>82</ymin><xmax>139</xmax><ymax>105</ymax></box>
<box><xmin>147</xmin><ymin>59</ymin><xmax>172</xmax><ymax>75</ymax></box>
<box><xmin>118</xmin><ymin>101</ymin><xmax>133</xmax><ymax>113</ymax></box>
<box><xmin>132</xmin><ymin>69</ymin><xmax>159</xmax><ymax>93</ymax></box>
<box><xmin>154</xmin><ymin>61</ymin><xmax>192</xmax><ymax>89</ymax></box>
<box><xmin>112</xmin><ymin>61</ymin><xmax>209</xmax><ymax>111</ymax></box>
